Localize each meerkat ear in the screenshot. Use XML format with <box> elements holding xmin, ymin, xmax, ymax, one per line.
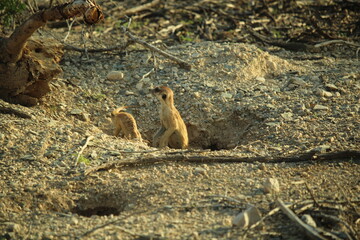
<box><xmin>162</xmin><ymin>94</ymin><xmax>167</xmax><ymax>100</ymax></box>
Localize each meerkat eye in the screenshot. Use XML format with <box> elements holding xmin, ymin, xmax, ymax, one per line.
<box><xmin>162</xmin><ymin>94</ymin><xmax>167</xmax><ymax>100</ymax></box>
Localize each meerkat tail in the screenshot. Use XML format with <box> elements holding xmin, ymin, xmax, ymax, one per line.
<box><xmin>111</xmin><ymin>106</ymin><xmax>129</xmax><ymax>116</ymax></box>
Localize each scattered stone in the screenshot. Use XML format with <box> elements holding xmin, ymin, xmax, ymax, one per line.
<box><xmin>70</xmin><ymin>216</ymin><xmax>79</xmax><ymax>225</ymax></box>
<box><xmin>316</xmin><ymin>89</ymin><xmax>332</xmax><ymax>97</ymax></box>
<box><xmin>266</xmin><ymin>60</ymin><xmax>277</xmax><ymax>71</ymax></box>
<box><xmin>255</xmin><ymin>76</ymin><xmax>266</xmax><ymax>83</ymax></box>
<box><xmin>221</xmin><ymin>92</ymin><xmax>233</xmax><ymax>99</ymax></box>
<box><xmin>312</xmin><ymin>145</ymin><xmax>331</xmax><ymax>153</ymax></box>
<box><xmin>265</xmin><ymin>122</ymin><xmax>280</xmax><ymax>127</ymax></box>
<box><xmin>281</xmin><ymin>112</ymin><xmax>293</xmax><ymax>121</ymax></box>
<box><xmin>291</xmin><ymin>77</ymin><xmax>308</xmax><ymax>87</ymax></box>
<box><xmin>106</xmin><ymin>71</ymin><xmax>124</xmax><ymax>81</ymax></box>
<box><xmin>193</xmin><ymin>92</ymin><xmax>201</xmax><ymax>99</ymax></box>
<box><xmin>232</xmin><ymin>205</ymin><xmax>262</xmax><ymax>228</ymax></box>
<box><xmin>70</xmin><ymin>109</ymin><xmax>82</xmax><ymax>115</ymax></box>
<box><xmin>325</xmin><ymin>83</ymin><xmax>338</xmax><ymax>91</ymax></box>
<box><xmin>70</xmin><ymin>109</ymin><xmax>90</xmax><ymax>122</ymax></box>
<box><xmin>21</xmin><ymin>155</ymin><xmax>35</xmax><ymax>161</ymax></box>
<box><xmin>313</xmin><ymin>104</ymin><xmax>329</xmax><ymax>110</ymax></box>
<box><xmin>301</xmin><ymin>214</ymin><xmax>317</xmax><ymax>228</ymax></box>
<box><xmin>136</xmin><ymin>82</ymin><xmax>143</xmax><ymax>90</ymax></box>
<box><xmin>80</xmin><ymin>113</ymin><xmax>91</xmax><ymax>122</ymax></box>
<box><xmin>263</xmin><ymin>178</ymin><xmax>280</xmax><ymax>194</ymax></box>
<box><xmin>125</xmin><ymin>91</ymin><xmax>135</xmax><ymax>96</ymax></box>
<box><xmin>258</xmin><ymin>163</ymin><xmax>266</xmax><ymax>171</ymax></box>
<box><xmin>205</xmin><ymin>81</ymin><xmax>215</xmax><ymax>87</ymax></box>
<box><xmin>193</xmin><ymin>167</ymin><xmax>207</xmax><ymax>176</ymax></box>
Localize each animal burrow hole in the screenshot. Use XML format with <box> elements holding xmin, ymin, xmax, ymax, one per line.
<box><xmin>71</xmin><ymin>192</ymin><xmax>127</xmax><ymax>217</ymax></box>
<box><xmin>187</xmin><ymin>111</ymin><xmax>263</xmax><ymax>150</ymax></box>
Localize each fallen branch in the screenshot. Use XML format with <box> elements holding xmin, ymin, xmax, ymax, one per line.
<box><xmin>84</xmin><ymin>150</ymin><xmax>360</xmax><ymax>175</ymax></box>
<box><xmin>110</xmin><ymin>0</ymin><xmax>161</xmax><ymax>16</ymax></box>
<box><xmin>75</xmin><ymin>136</ymin><xmax>94</xmax><ymax>167</ymax></box>
<box><xmin>277</xmin><ymin>199</ymin><xmax>327</xmax><ymax>240</ymax></box>
<box><xmin>314</xmin><ymin>39</ymin><xmax>360</xmax><ymax>48</ymax></box>
<box><xmin>247</xmin><ymin>27</ymin><xmax>317</xmax><ymax>52</ymax></box>
<box><xmin>123</xmin><ymin>29</ymin><xmax>192</xmax><ymax>70</ymax></box>
<box><xmin>305</xmin><ymin>182</ymin><xmax>320</xmax><ymax>207</ymax></box>
<box><xmin>245</xmin><ymin>200</ymin><xmax>314</xmax><ymax>234</ymax></box>
<box><xmin>248</xmin><ymin>27</ymin><xmax>360</xmax><ymax>53</ymax></box>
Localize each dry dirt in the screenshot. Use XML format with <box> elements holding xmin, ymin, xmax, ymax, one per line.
<box><xmin>1</xmin><ymin>1</ymin><xmax>360</xmax><ymax>239</ymax></box>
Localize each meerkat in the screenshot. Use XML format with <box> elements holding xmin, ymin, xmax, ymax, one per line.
<box><xmin>152</xmin><ymin>86</ymin><xmax>188</xmax><ymax>149</ymax></box>
<box><xmin>111</xmin><ymin>107</ymin><xmax>142</xmax><ymax>140</ymax></box>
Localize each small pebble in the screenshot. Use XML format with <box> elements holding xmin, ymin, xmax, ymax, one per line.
<box><xmin>193</xmin><ymin>167</ymin><xmax>207</xmax><ymax>175</ymax></box>
<box><xmin>301</xmin><ymin>214</ymin><xmax>317</xmax><ymax>228</ymax></box>
<box><xmin>232</xmin><ymin>205</ymin><xmax>262</xmax><ymax>228</ymax></box>
<box><xmin>263</xmin><ymin>178</ymin><xmax>280</xmax><ymax>194</ymax></box>
<box><xmin>106</xmin><ymin>71</ymin><xmax>124</xmax><ymax>81</ymax></box>
<box><xmin>255</xmin><ymin>76</ymin><xmax>266</xmax><ymax>83</ymax></box>
<box><xmin>313</xmin><ymin>104</ymin><xmax>329</xmax><ymax>110</ymax></box>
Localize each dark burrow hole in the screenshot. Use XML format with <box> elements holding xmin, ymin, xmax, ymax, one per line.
<box><xmin>34</xmin><ymin>47</ymin><xmax>42</xmax><ymax>53</ymax></box>
<box><xmin>187</xmin><ymin>111</ymin><xmax>262</xmax><ymax>151</ymax></box>
<box><xmin>71</xmin><ymin>192</ymin><xmax>127</xmax><ymax>217</ymax></box>
<box><xmin>72</xmin><ymin>206</ymin><xmax>120</xmax><ymax>217</ymax></box>
<box><xmin>207</xmin><ymin>143</ymin><xmax>223</xmax><ymax>151</ymax></box>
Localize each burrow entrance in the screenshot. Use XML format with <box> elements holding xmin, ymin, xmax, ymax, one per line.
<box><xmin>187</xmin><ymin>111</ymin><xmax>264</xmax><ymax>150</ymax></box>
<box><xmin>72</xmin><ymin>192</ymin><xmax>127</xmax><ymax>217</ymax></box>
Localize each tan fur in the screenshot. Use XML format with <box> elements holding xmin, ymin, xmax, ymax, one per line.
<box><xmin>152</xmin><ymin>86</ymin><xmax>188</xmax><ymax>149</ymax></box>
<box><xmin>111</xmin><ymin>107</ymin><xmax>142</xmax><ymax>140</ymax></box>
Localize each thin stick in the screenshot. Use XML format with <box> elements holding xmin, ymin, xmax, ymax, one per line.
<box><xmin>75</xmin><ymin>136</ymin><xmax>94</xmax><ymax>167</ymax></box>
<box><xmin>314</xmin><ymin>40</ymin><xmax>360</xmax><ymax>48</ymax></box>
<box><xmin>247</xmin><ymin>200</ymin><xmax>312</xmax><ymax>231</ymax></box>
<box><xmin>123</xmin><ymin>29</ymin><xmax>192</xmax><ymax>70</ymax></box>
<box><xmin>277</xmin><ymin>199</ymin><xmax>327</xmax><ymax>240</ymax></box>
<box><xmin>79</xmin><ymin>219</ymin><xmax>137</xmax><ymax>239</ymax></box>
<box><xmin>64</xmin><ymin>18</ymin><xmax>76</xmax><ymax>42</ymax></box>
<box><xmin>304</xmin><ymin>182</ymin><xmax>319</xmax><ymax>207</ymax></box>
<box><xmin>84</xmin><ymin>150</ymin><xmax>360</xmax><ymax>176</ymax></box>
<box><xmin>110</xmin><ymin>0</ymin><xmax>161</xmax><ymax>15</ymax></box>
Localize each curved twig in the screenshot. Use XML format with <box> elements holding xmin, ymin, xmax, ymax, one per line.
<box><xmin>84</xmin><ymin>150</ymin><xmax>360</xmax><ymax>176</ymax></box>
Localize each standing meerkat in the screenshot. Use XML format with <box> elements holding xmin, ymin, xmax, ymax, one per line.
<box><xmin>111</xmin><ymin>107</ymin><xmax>142</xmax><ymax>140</ymax></box>
<box><xmin>152</xmin><ymin>86</ymin><xmax>188</xmax><ymax>149</ymax></box>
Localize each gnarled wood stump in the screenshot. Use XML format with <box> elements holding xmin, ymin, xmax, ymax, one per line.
<box><xmin>0</xmin><ymin>0</ymin><xmax>103</xmax><ymax>106</ymax></box>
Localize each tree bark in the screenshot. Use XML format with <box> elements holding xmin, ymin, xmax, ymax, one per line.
<box><xmin>0</xmin><ymin>0</ymin><xmax>103</xmax><ymax>106</ymax></box>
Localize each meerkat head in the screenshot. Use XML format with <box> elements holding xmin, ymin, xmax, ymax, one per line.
<box><xmin>153</xmin><ymin>86</ymin><xmax>174</xmax><ymax>105</ymax></box>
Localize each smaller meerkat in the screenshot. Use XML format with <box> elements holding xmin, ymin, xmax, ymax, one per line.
<box><xmin>152</xmin><ymin>86</ymin><xmax>188</xmax><ymax>149</ymax></box>
<box><xmin>111</xmin><ymin>107</ymin><xmax>142</xmax><ymax>140</ymax></box>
